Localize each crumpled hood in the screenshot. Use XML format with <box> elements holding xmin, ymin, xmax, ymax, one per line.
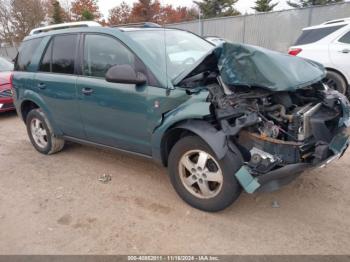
<box><xmin>175</xmin><ymin>42</ymin><xmax>326</xmax><ymax>91</ymax></box>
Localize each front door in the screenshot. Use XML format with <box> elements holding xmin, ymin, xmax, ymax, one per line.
<box><xmin>77</xmin><ymin>34</ymin><xmax>153</xmax><ymax>155</ymax></box>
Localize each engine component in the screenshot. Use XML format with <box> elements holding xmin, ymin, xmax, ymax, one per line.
<box><xmin>259</xmin><ymin>120</ymin><xmax>279</xmax><ymax>139</ymax></box>
<box><xmin>238</xmin><ymin>131</ymin><xmax>302</xmax><ymax>164</ymax></box>
<box><xmin>299</xmin><ymin>103</ymin><xmax>322</xmax><ymax>141</ymax></box>
<box><xmin>259</xmin><ymin>104</ymin><xmax>294</xmax><ymax>122</ymax></box>
<box><xmin>250</xmin><ymin>147</ymin><xmax>276</xmax><ymax>163</ymax></box>
<box><xmin>249</xmin><ymin>147</ymin><xmax>279</xmax><ymax>173</ymax></box>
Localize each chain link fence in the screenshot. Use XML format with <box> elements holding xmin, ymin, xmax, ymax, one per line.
<box><xmin>0</xmin><ymin>43</ymin><xmax>18</xmax><ymax>61</ymax></box>
<box><xmin>167</xmin><ymin>2</ymin><xmax>350</xmax><ymax>52</ymax></box>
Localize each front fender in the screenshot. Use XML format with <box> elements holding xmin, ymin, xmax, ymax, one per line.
<box><xmin>19</xmin><ymin>90</ymin><xmax>63</xmax><ymax>136</ymax></box>
<box><xmin>151</xmin><ymin>99</ymin><xmax>243</xmax><ymax>166</ymax></box>
<box><xmin>151</xmin><ymin>101</ymin><xmax>211</xmax><ymax>164</ymax></box>
<box><xmin>175</xmin><ymin>120</ymin><xmax>228</xmax><ymax>159</ymax></box>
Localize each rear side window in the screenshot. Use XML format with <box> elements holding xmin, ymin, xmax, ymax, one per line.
<box><xmin>52</xmin><ymin>34</ymin><xmax>78</xmax><ymax>74</ymax></box>
<box><xmin>39</xmin><ymin>34</ymin><xmax>78</xmax><ymax>74</ymax></box>
<box><xmin>339</xmin><ymin>31</ymin><xmax>350</xmax><ymax>44</ymax></box>
<box><xmin>15</xmin><ymin>38</ymin><xmax>42</xmax><ymax>71</ymax></box>
<box><xmin>295</xmin><ymin>25</ymin><xmax>345</xmax><ymax>45</ymax></box>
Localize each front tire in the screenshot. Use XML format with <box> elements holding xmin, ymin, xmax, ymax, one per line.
<box><xmin>26</xmin><ymin>109</ymin><xmax>65</xmax><ymax>155</ymax></box>
<box><xmin>168</xmin><ymin>136</ymin><xmax>243</xmax><ymax>212</ymax></box>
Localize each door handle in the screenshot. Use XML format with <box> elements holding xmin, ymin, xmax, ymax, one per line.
<box><xmin>82</xmin><ymin>87</ymin><xmax>94</xmax><ymax>95</ymax></box>
<box><xmin>340</xmin><ymin>49</ymin><xmax>350</xmax><ymax>54</ymax></box>
<box><xmin>37</xmin><ymin>83</ymin><xmax>46</xmax><ymax>89</ymax></box>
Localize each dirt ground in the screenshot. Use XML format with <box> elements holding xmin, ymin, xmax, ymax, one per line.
<box><xmin>1</xmin><ymin>111</ymin><xmax>350</xmax><ymax>255</ymax></box>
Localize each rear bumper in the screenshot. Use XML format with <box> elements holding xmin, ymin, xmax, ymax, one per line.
<box><xmin>235</xmin><ymin>130</ymin><xmax>350</xmax><ymax>193</ymax></box>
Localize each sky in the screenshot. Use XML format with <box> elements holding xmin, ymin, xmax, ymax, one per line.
<box><xmin>98</xmin><ymin>0</ymin><xmax>291</xmax><ymax>19</ymax></box>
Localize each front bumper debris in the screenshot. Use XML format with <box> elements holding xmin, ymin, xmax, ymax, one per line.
<box><xmin>235</xmin><ymin>130</ymin><xmax>350</xmax><ymax>194</ymax></box>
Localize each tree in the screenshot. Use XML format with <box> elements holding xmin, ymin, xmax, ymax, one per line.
<box><xmin>287</xmin><ymin>0</ymin><xmax>343</xmax><ymax>8</ymax></box>
<box><xmin>0</xmin><ymin>0</ymin><xmax>14</xmax><ymax>43</ymax></box>
<box><xmin>60</xmin><ymin>0</ymin><xmax>73</xmax><ymax>21</ymax></box>
<box><xmin>130</xmin><ymin>0</ymin><xmax>161</xmax><ymax>23</ymax></box>
<box><xmin>81</xmin><ymin>9</ymin><xmax>94</xmax><ymax>20</ymax></box>
<box><xmin>194</xmin><ymin>0</ymin><xmax>240</xmax><ymax>19</ymax></box>
<box><xmin>108</xmin><ymin>1</ymin><xmax>132</xmax><ymax>25</ymax></box>
<box><xmin>47</xmin><ymin>0</ymin><xmax>71</xmax><ymax>23</ymax></box>
<box><xmin>108</xmin><ymin>1</ymin><xmax>198</xmax><ymax>25</ymax></box>
<box><xmin>252</xmin><ymin>0</ymin><xmax>278</xmax><ymax>12</ymax></box>
<box><xmin>10</xmin><ymin>0</ymin><xmax>46</xmax><ymax>41</ymax></box>
<box><xmin>157</xmin><ymin>5</ymin><xmax>198</xmax><ymax>24</ymax></box>
<box><xmin>71</xmin><ymin>0</ymin><xmax>101</xmax><ymax>21</ymax></box>
<box><xmin>1</xmin><ymin>0</ymin><xmax>47</xmax><ymax>42</ymax></box>
<box><xmin>51</xmin><ymin>0</ymin><xmax>63</xmax><ymax>24</ymax></box>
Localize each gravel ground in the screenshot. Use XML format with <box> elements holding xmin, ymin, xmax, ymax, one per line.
<box><xmin>1</xmin><ymin>111</ymin><xmax>350</xmax><ymax>255</ymax></box>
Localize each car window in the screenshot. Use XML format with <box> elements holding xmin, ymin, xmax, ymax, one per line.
<box><xmin>83</xmin><ymin>34</ymin><xmax>135</xmax><ymax>78</ymax></box>
<box><xmin>126</xmin><ymin>30</ymin><xmax>214</xmax><ymax>80</ymax></box>
<box><xmin>338</xmin><ymin>31</ymin><xmax>350</xmax><ymax>44</ymax></box>
<box><xmin>15</xmin><ymin>38</ymin><xmax>42</xmax><ymax>71</ymax></box>
<box><xmin>39</xmin><ymin>39</ymin><xmax>53</xmax><ymax>72</ymax></box>
<box><xmin>295</xmin><ymin>25</ymin><xmax>345</xmax><ymax>45</ymax></box>
<box><xmin>52</xmin><ymin>34</ymin><xmax>78</xmax><ymax>74</ymax></box>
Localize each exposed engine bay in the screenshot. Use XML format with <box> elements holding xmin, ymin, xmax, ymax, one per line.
<box><xmin>181</xmin><ymin>72</ymin><xmax>350</xmax><ymax>177</ymax></box>
<box><xmin>212</xmin><ymin>78</ymin><xmax>349</xmax><ymax>175</ymax></box>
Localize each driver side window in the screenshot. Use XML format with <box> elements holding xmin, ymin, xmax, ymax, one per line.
<box><xmin>83</xmin><ymin>34</ymin><xmax>135</xmax><ymax>78</ymax></box>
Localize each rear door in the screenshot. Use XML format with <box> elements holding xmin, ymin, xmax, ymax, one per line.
<box><xmin>329</xmin><ymin>30</ymin><xmax>350</xmax><ymax>80</ymax></box>
<box><xmin>33</xmin><ymin>34</ymin><xmax>84</xmax><ymax>138</ymax></box>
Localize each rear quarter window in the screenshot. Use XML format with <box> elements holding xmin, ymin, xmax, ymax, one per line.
<box><xmin>338</xmin><ymin>31</ymin><xmax>350</xmax><ymax>44</ymax></box>
<box><xmin>15</xmin><ymin>38</ymin><xmax>43</xmax><ymax>71</ymax></box>
<box><xmin>294</xmin><ymin>25</ymin><xmax>345</xmax><ymax>45</ymax></box>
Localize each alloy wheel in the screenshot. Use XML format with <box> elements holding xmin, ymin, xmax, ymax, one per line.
<box><xmin>178</xmin><ymin>150</ymin><xmax>223</xmax><ymax>199</ymax></box>
<box><xmin>30</xmin><ymin>118</ymin><xmax>48</xmax><ymax>149</ymax></box>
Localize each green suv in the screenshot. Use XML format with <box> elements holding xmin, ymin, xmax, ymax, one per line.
<box><xmin>13</xmin><ymin>23</ymin><xmax>350</xmax><ymax>212</ymax></box>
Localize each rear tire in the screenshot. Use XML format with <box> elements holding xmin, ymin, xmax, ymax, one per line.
<box><xmin>168</xmin><ymin>136</ymin><xmax>243</xmax><ymax>212</ymax></box>
<box><xmin>325</xmin><ymin>70</ymin><xmax>348</xmax><ymax>95</ymax></box>
<box><xmin>26</xmin><ymin>109</ymin><xmax>65</xmax><ymax>155</ymax></box>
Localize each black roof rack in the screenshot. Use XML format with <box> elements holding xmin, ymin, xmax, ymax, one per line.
<box><xmin>324</xmin><ymin>19</ymin><xmax>345</xmax><ymax>25</ymax></box>
<box><xmin>112</xmin><ymin>22</ymin><xmax>162</xmax><ymax>28</ymax></box>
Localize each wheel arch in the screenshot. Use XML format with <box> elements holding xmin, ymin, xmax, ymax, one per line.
<box><xmin>325</xmin><ymin>67</ymin><xmax>349</xmax><ymax>87</ymax></box>
<box><xmin>158</xmin><ymin>119</ymin><xmax>240</xmax><ymax>167</ymax></box>
<box><xmin>20</xmin><ymin>100</ymin><xmax>40</xmax><ymax>122</ymax></box>
<box><xmin>19</xmin><ymin>93</ymin><xmax>63</xmax><ymax>136</ymax></box>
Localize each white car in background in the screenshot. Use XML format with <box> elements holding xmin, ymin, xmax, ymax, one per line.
<box><xmin>204</xmin><ymin>36</ymin><xmax>227</xmax><ymax>46</ymax></box>
<box><xmin>289</xmin><ymin>18</ymin><xmax>350</xmax><ymax>96</ymax></box>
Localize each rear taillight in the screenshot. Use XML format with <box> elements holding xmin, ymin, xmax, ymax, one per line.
<box><xmin>9</xmin><ymin>73</ymin><xmax>14</xmax><ymax>96</ymax></box>
<box><xmin>288</xmin><ymin>48</ymin><xmax>302</xmax><ymax>56</ymax></box>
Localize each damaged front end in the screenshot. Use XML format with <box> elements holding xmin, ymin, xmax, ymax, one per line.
<box><xmin>222</xmin><ymin>85</ymin><xmax>350</xmax><ymax>193</ymax></box>
<box><xmin>176</xmin><ymin>43</ymin><xmax>350</xmax><ymax>193</ymax></box>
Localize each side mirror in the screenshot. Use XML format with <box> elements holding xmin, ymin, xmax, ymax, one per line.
<box><xmin>105</xmin><ymin>64</ymin><xmax>147</xmax><ymax>85</ymax></box>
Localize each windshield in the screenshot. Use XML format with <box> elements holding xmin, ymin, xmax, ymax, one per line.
<box><xmin>0</xmin><ymin>57</ymin><xmax>14</xmax><ymax>72</ymax></box>
<box><xmin>126</xmin><ymin>29</ymin><xmax>214</xmax><ymax>79</ymax></box>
